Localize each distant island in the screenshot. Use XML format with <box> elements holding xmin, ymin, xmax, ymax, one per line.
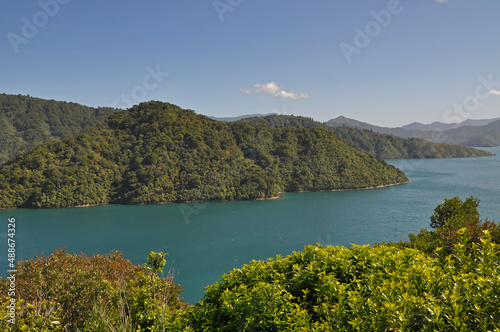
<box><xmin>0</xmin><ymin>101</ymin><xmax>408</xmax><ymax>209</ymax></box>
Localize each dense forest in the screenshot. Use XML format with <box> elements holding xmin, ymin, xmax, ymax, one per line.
<box><xmin>1</xmin><ymin>196</ymin><xmax>499</xmax><ymax>331</ymax></box>
<box><xmin>0</xmin><ymin>101</ymin><xmax>407</xmax><ymax>209</ymax></box>
<box><xmin>240</xmin><ymin>114</ymin><xmax>493</xmax><ymax>159</ymax></box>
<box><xmin>0</xmin><ymin>94</ymin><xmax>119</xmax><ymax>164</ymax></box>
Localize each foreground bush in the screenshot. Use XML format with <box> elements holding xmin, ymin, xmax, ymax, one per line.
<box><xmin>182</xmin><ymin>230</ymin><xmax>500</xmax><ymax>331</ymax></box>
<box><xmin>1</xmin><ymin>234</ymin><xmax>499</xmax><ymax>331</ymax></box>
<box><xmin>0</xmin><ymin>249</ymin><xmax>187</xmax><ymax>331</ymax></box>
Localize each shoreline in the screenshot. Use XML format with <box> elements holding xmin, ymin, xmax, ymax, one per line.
<box><xmin>290</xmin><ymin>181</ymin><xmax>409</xmax><ymax>194</ymax></box>
<box><xmin>0</xmin><ymin>181</ymin><xmax>409</xmax><ymax>211</ymax></box>
<box><xmin>328</xmin><ymin>181</ymin><xmax>409</xmax><ymax>192</ymax></box>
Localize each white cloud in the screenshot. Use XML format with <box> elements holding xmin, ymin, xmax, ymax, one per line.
<box><xmin>435</xmin><ymin>0</ymin><xmax>448</xmax><ymax>3</ymax></box>
<box><xmin>240</xmin><ymin>82</ymin><xmax>281</xmax><ymax>95</ymax></box>
<box><xmin>488</xmin><ymin>90</ymin><xmax>500</xmax><ymax>96</ymax></box>
<box><xmin>273</xmin><ymin>90</ymin><xmax>310</xmax><ymax>99</ymax></box>
<box><xmin>240</xmin><ymin>82</ymin><xmax>309</xmax><ymax>99</ymax></box>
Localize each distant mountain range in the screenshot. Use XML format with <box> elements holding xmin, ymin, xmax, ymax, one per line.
<box><xmin>401</xmin><ymin>118</ymin><xmax>500</xmax><ymax>131</ymax></box>
<box><xmin>327</xmin><ymin>116</ymin><xmax>500</xmax><ymax>147</ymax></box>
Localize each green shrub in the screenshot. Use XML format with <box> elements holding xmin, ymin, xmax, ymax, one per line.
<box><xmin>182</xmin><ymin>230</ymin><xmax>500</xmax><ymax>331</ymax></box>
<box><xmin>0</xmin><ymin>249</ymin><xmax>187</xmax><ymax>331</ymax></box>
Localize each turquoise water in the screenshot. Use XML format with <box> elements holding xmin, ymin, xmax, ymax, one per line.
<box><xmin>1</xmin><ymin>147</ymin><xmax>499</xmax><ymax>304</ymax></box>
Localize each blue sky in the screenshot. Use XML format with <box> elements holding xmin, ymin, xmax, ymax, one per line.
<box><xmin>2</xmin><ymin>0</ymin><xmax>500</xmax><ymax>127</ymax></box>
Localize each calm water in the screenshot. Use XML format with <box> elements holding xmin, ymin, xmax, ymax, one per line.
<box><xmin>1</xmin><ymin>147</ymin><xmax>499</xmax><ymax>304</ymax></box>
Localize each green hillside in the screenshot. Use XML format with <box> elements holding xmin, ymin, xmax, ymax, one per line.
<box><xmin>0</xmin><ymin>93</ymin><xmax>118</xmax><ymax>164</ymax></box>
<box><xmin>444</xmin><ymin>119</ymin><xmax>500</xmax><ymax>147</ymax></box>
<box><xmin>0</xmin><ymin>102</ymin><xmax>407</xmax><ymax>209</ymax></box>
<box><xmin>467</xmin><ymin>128</ymin><xmax>500</xmax><ymax>147</ymax></box>
<box><xmin>331</xmin><ymin>125</ymin><xmax>493</xmax><ymax>159</ymax></box>
<box><xmin>240</xmin><ymin>114</ymin><xmax>493</xmax><ymax>159</ymax></box>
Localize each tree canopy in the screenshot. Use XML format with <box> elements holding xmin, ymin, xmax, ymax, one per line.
<box><xmin>430</xmin><ymin>196</ymin><xmax>480</xmax><ymax>229</ymax></box>
<box><xmin>386</xmin><ymin>196</ymin><xmax>500</xmax><ymax>256</ymax></box>
<box><xmin>0</xmin><ymin>93</ymin><xmax>119</xmax><ymax>164</ymax></box>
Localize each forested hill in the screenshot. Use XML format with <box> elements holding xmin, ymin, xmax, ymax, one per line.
<box><xmin>239</xmin><ymin>115</ymin><xmax>493</xmax><ymax>159</ymax></box>
<box><xmin>0</xmin><ymin>102</ymin><xmax>407</xmax><ymax>209</ymax></box>
<box><xmin>0</xmin><ymin>93</ymin><xmax>119</xmax><ymax>164</ymax></box>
